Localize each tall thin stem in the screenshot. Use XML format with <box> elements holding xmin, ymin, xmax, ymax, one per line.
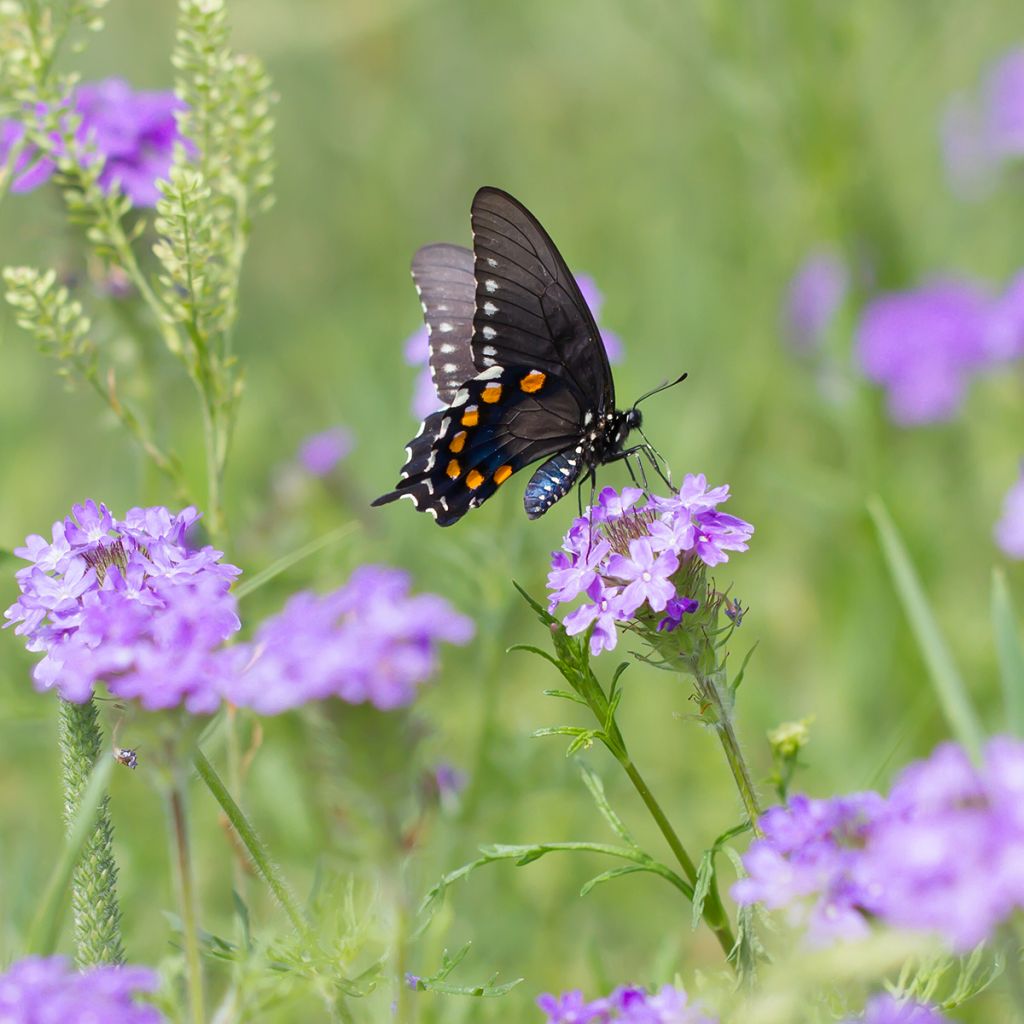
<box><xmin>166</xmin><ymin>769</ymin><xmax>205</xmax><ymax>1024</ymax></box>
<box><xmin>57</xmin><ymin>698</ymin><xmax>125</xmax><ymax>966</ymax></box>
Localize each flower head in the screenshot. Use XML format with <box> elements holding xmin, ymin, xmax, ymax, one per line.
<box><xmin>846</xmin><ymin>994</ymin><xmax>950</xmax><ymax>1024</ymax></box>
<box><xmin>0</xmin><ymin>956</ymin><xmax>163</xmax><ymax>1023</ymax></box>
<box><xmin>222</xmin><ymin>565</ymin><xmax>473</xmax><ymax>714</ymax></box>
<box><xmin>537</xmin><ymin>983</ymin><xmax>714</xmax><ymax>1023</ymax></box>
<box><xmin>0</xmin><ymin>78</ymin><xmax>189</xmax><ymax>207</ymax></box>
<box><xmin>4</xmin><ymin>502</ymin><xmax>239</xmax><ymax>712</ymax></box>
<box><xmin>547</xmin><ymin>479</ymin><xmax>752</xmax><ymax>656</ymax></box>
<box><xmin>297</xmin><ymin>426</ymin><xmax>353</xmax><ymax>476</ymax></box>
<box><xmin>784</xmin><ymin>249</ymin><xmax>848</xmax><ymax>353</ymax></box>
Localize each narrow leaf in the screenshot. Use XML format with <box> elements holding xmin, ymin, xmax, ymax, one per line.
<box><xmin>691</xmin><ymin>849</ymin><xmax>715</xmax><ymax>931</ymax></box>
<box><xmin>868</xmin><ymin>497</ymin><xmax>984</xmax><ymax>757</ymax></box>
<box><xmin>992</xmin><ymin>568</ymin><xmax>1024</xmax><ymax>736</ymax></box>
<box><xmin>580</xmin><ymin>864</ymin><xmax>647</xmax><ymax>896</ymax></box>
<box><xmin>234</xmin><ymin>523</ymin><xmax>356</xmax><ymax>600</ymax></box>
<box><xmin>729</xmin><ymin>641</ymin><xmax>759</xmax><ymax>693</ymax></box>
<box><xmin>542</xmin><ymin>688</ymin><xmax>588</xmax><ymax>705</ymax></box>
<box><xmin>578</xmin><ymin>762</ymin><xmax>638</xmax><ymax>847</ymax></box>
<box><xmin>512</xmin><ymin>580</ymin><xmax>556</xmax><ymax>624</ymax></box>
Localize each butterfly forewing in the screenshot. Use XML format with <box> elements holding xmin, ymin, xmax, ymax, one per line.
<box><xmin>470</xmin><ymin>187</ymin><xmax>614</xmax><ymax>412</ymax></box>
<box><xmin>411</xmin><ymin>243</ymin><xmax>477</xmax><ymax>404</ymax></box>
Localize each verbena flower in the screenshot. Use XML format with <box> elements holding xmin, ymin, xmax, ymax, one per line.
<box><xmin>537</xmin><ymin>983</ymin><xmax>714</xmax><ymax>1023</ymax></box>
<box><xmin>404</xmin><ymin>273</ymin><xmax>622</xmax><ymax>418</ymax></box>
<box><xmin>297</xmin><ymin>426</ymin><xmax>353</xmax><ymax>476</ymax></box>
<box><xmin>4</xmin><ymin>501</ymin><xmax>240</xmax><ymax>712</ymax></box>
<box><xmin>995</xmin><ymin>463</ymin><xmax>1024</xmax><ymax>558</ymax></box>
<box><xmin>547</xmin><ymin>479</ymin><xmax>753</xmax><ymax>656</ymax></box>
<box><xmin>735</xmin><ymin>736</ymin><xmax>1024</xmax><ymax>951</ymax></box>
<box><xmin>784</xmin><ymin>249</ymin><xmax>848</xmax><ymax>353</ymax></box>
<box><xmin>0</xmin><ymin>956</ymin><xmax>163</xmax><ymax>1023</ymax></box>
<box><xmin>845</xmin><ymin>994</ymin><xmax>950</xmax><ymax>1024</ymax></box>
<box><xmin>855</xmin><ymin>281</ymin><xmax>993</xmax><ymax>425</ymax></box>
<box><xmin>0</xmin><ymin>78</ymin><xmax>188</xmax><ymax>206</ymax></box>
<box><xmin>222</xmin><ymin>565</ymin><xmax>473</xmax><ymax>714</ymax></box>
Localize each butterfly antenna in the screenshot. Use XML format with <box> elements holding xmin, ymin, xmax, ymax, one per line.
<box><xmin>632</xmin><ymin>372</ymin><xmax>688</xmax><ymax>410</ymax></box>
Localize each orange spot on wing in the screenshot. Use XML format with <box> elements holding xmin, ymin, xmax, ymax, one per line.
<box><xmin>461</xmin><ymin>406</ymin><xmax>479</xmax><ymax>427</ymax></box>
<box><xmin>482</xmin><ymin>383</ymin><xmax>502</xmax><ymax>403</ymax></box>
<box><xmin>450</xmin><ymin>430</ymin><xmax>467</xmax><ymax>453</ymax></box>
<box><xmin>446</xmin><ymin>459</ymin><xmax>461</xmax><ymax>479</ymax></box>
<box><xmin>494</xmin><ymin>465</ymin><xmax>512</xmax><ymax>485</ymax></box>
<box><xmin>520</xmin><ymin>371</ymin><xmax>546</xmax><ymax>393</ymax></box>
<box><xmin>466</xmin><ymin>469</ymin><xmax>485</xmax><ymax>489</ymax></box>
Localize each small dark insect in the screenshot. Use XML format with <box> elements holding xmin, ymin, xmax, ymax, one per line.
<box><xmin>373</xmin><ymin>187</ymin><xmax>682</xmax><ymax>526</ymax></box>
<box><xmin>113</xmin><ymin>746</ymin><xmax>138</xmax><ymax>770</ymax></box>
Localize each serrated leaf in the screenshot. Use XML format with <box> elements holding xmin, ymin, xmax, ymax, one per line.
<box><xmin>691</xmin><ymin>849</ymin><xmax>715</xmax><ymax>930</ymax></box>
<box><xmin>578</xmin><ymin>762</ymin><xmax>638</xmax><ymax>847</ymax></box>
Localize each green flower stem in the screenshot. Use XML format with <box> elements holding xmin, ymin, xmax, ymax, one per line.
<box><xmin>192</xmin><ymin>747</ymin><xmax>308</xmax><ymax>933</ymax></box>
<box><xmin>166</xmin><ymin>770</ymin><xmax>205</xmax><ymax>1024</ymax></box>
<box><xmin>695</xmin><ymin>669</ymin><xmax>764</xmax><ymax>836</ymax></box>
<box><xmin>57</xmin><ymin>698</ymin><xmax>125</xmax><ymax>966</ymax></box>
<box><xmin>575</xmin><ymin>685</ymin><xmax>737</xmax><ymax>959</ymax></box>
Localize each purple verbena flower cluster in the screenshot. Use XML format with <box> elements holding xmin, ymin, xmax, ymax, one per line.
<box><xmin>845</xmin><ymin>994</ymin><xmax>950</xmax><ymax>1024</ymax></box>
<box><xmin>404</xmin><ymin>274</ymin><xmax>622</xmax><ymax>419</ymax></box>
<box><xmin>0</xmin><ymin>78</ymin><xmax>187</xmax><ymax>207</ymax></box>
<box><xmin>4</xmin><ymin>502</ymin><xmax>240</xmax><ymax>712</ymax></box>
<box><xmin>941</xmin><ymin>48</ymin><xmax>1024</xmax><ymax>198</ymax></box>
<box><xmin>995</xmin><ymin>463</ymin><xmax>1024</xmax><ymax>559</ymax></box>
<box><xmin>784</xmin><ymin>249</ymin><xmax>849</xmax><ymax>354</ymax></box>
<box><xmin>0</xmin><ymin>956</ymin><xmax>163</xmax><ymax>1024</ymax></box>
<box><xmin>222</xmin><ymin>565</ymin><xmax>473</xmax><ymax>714</ymax></box>
<box><xmin>297</xmin><ymin>425</ymin><xmax>353</xmax><ymax>477</ymax></box>
<box><xmin>537</xmin><ymin>983</ymin><xmax>714</xmax><ymax>1024</ymax></box>
<box><xmin>547</xmin><ymin>479</ymin><xmax>753</xmax><ymax>656</ymax></box>
<box><xmin>734</xmin><ymin>736</ymin><xmax>1024</xmax><ymax>951</ymax></box>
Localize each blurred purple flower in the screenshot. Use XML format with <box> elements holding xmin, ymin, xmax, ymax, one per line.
<box><xmin>986</xmin><ymin>270</ymin><xmax>1024</xmax><ymax>361</ymax></box>
<box><xmin>4</xmin><ymin>502</ymin><xmax>239</xmax><ymax>712</ymax></box>
<box><xmin>403</xmin><ymin>273</ymin><xmax>622</xmax><ymax>418</ymax></box>
<box><xmin>940</xmin><ymin>93</ymin><xmax>993</xmax><ymax>200</ymax></box>
<box><xmin>0</xmin><ymin>78</ymin><xmax>189</xmax><ymax>207</ymax></box>
<box><xmin>736</xmin><ymin>737</ymin><xmax>1024</xmax><ymax>952</ymax></box>
<box><xmin>845</xmin><ymin>995</ymin><xmax>950</xmax><ymax>1024</ymax></box>
<box><xmin>548</xmin><ymin>479</ymin><xmax>752</xmax><ymax>656</ymax></box>
<box><xmin>222</xmin><ymin>565</ymin><xmax>473</xmax><ymax>714</ymax></box>
<box><xmin>297</xmin><ymin>426</ymin><xmax>353</xmax><ymax>476</ymax></box>
<box><xmin>0</xmin><ymin>956</ymin><xmax>163</xmax><ymax>1024</ymax></box>
<box><xmin>995</xmin><ymin>463</ymin><xmax>1024</xmax><ymax>559</ymax></box>
<box><xmin>433</xmin><ymin>762</ymin><xmax>467</xmax><ymax>798</ymax></box>
<box><xmin>984</xmin><ymin>49</ymin><xmax>1024</xmax><ymax>160</ymax></box>
<box><xmin>855</xmin><ymin>281</ymin><xmax>992</xmax><ymax>425</ymax></box>
<box><xmin>537</xmin><ymin>983</ymin><xmax>715</xmax><ymax>1023</ymax></box>
<box><xmin>784</xmin><ymin>249</ymin><xmax>848</xmax><ymax>353</ymax></box>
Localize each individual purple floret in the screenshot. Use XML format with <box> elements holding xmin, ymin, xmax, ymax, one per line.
<box><xmin>783</xmin><ymin>249</ymin><xmax>848</xmax><ymax>353</ymax></box>
<box><xmin>4</xmin><ymin>502</ymin><xmax>240</xmax><ymax>712</ymax></box>
<box><xmin>0</xmin><ymin>78</ymin><xmax>189</xmax><ymax>207</ymax></box>
<box><xmin>403</xmin><ymin>273</ymin><xmax>622</xmax><ymax>418</ymax></box>
<box><xmin>0</xmin><ymin>956</ymin><xmax>163</xmax><ymax>1023</ymax></box>
<box><xmin>222</xmin><ymin>565</ymin><xmax>473</xmax><ymax>714</ymax></box>
<box><xmin>855</xmin><ymin>281</ymin><xmax>993</xmax><ymax>425</ymax></box>
<box><xmin>547</xmin><ymin>478</ymin><xmax>752</xmax><ymax>656</ymax></box>
<box><xmin>995</xmin><ymin>464</ymin><xmax>1024</xmax><ymax>559</ymax></box>
<box><xmin>297</xmin><ymin>426</ymin><xmax>353</xmax><ymax>476</ymax></box>
<box><xmin>537</xmin><ymin>983</ymin><xmax>715</xmax><ymax>1023</ymax></box>
<box><xmin>735</xmin><ymin>736</ymin><xmax>1024</xmax><ymax>952</ymax></box>
<box><xmin>845</xmin><ymin>994</ymin><xmax>950</xmax><ymax>1024</ymax></box>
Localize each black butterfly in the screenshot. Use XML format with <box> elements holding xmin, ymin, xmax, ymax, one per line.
<box><xmin>373</xmin><ymin>187</ymin><xmax>678</xmax><ymax>526</ymax></box>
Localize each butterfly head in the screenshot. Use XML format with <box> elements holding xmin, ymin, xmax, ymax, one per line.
<box><xmin>611</xmin><ymin>407</ymin><xmax>641</xmax><ymax>451</ymax></box>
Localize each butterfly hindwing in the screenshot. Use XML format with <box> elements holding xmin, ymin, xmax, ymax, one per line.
<box><xmin>411</xmin><ymin>243</ymin><xmax>477</xmax><ymax>404</ymax></box>
<box><xmin>470</xmin><ymin>187</ymin><xmax>614</xmax><ymax>412</ymax></box>
<box><xmin>372</xmin><ymin>365</ymin><xmax>584</xmax><ymax>526</ymax></box>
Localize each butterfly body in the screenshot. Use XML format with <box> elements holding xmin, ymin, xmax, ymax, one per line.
<box><xmin>373</xmin><ymin>187</ymin><xmax>642</xmax><ymax>526</ymax></box>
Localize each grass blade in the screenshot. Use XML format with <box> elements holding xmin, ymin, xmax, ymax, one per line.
<box><xmin>868</xmin><ymin>496</ymin><xmax>984</xmax><ymax>758</ymax></box>
<box><xmin>234</xmin><ymin>523</ymin><xmax>357</xmax><ymax>600</ymax></box>
<box><xmin>992</xmin><ymin>568</ymin><xmax>1024</xmax><ymax>736</ymax></box>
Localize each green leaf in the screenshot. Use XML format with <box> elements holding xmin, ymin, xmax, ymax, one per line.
<box><xmin>512</xmin><ymin>580</ymin><xmax>556</xmax><ymax>625</ymax></box>
<box><xmin>542</xmin><ymin>688</ymin><xmax>588</xmax><ymax>705</ymax></box>
<box><xmin>580</xmin><ymin>864</ymin><xmax>648</xmax><ymax>896</ymax></box>
<box><xmin>691</xmin><ymin>849</ymin><xmax>715</xmax><ymax>931</ymax></box>
<box><xmin>868</xmin><ymin>497</ymin><xmax>984</xmax><ymax>757</ymax></box>
<box><xmin>992</xmin><ymin>568</ymin><xmax>1024</xmax><ymax>736</ymax></box>
<box><xmin>566</xmin><ymin>732</ymin><xmax>599</xmax><ymax>755</ymax></box>
<box><xmin>578</xmin><ymin>762</ymin><xmax>638</xmax><ymax>847</ymax></box>
<box><xmin>234</xmin><ymin>523</ymin><xmax>356</xmax><ymax>600</ymax></box>
<box><xmin>729</xmin><ymin>641</ymin><xmax>759</xmax><ymax>693</ymax></box>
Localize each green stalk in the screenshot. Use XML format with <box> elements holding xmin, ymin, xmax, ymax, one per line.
<box><xmin>57</xmin><ymin>698</ymin><xmax>125</xmax><ymax>966</ymax></box>
<box><xmin>192</xmin><ymin>747</ymin><xmax>307</xmax><ymax>933</ymax></box>
<box><xmin>166</xmin><ymin>770</ymin><xmax>206</xmax><ymax>1024</ymax></box>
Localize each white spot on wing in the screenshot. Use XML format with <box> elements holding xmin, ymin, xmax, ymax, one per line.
<box><xmin>485</xmin><ymin>279</ymin><xmax>498</xmax><ymax>293</ymax></box>
<box><xmin>478</xmin><ymin>365</ymin><xmax>503</xmax><ymax>380</ymax></box>
<box><xmin>483</xmin><ymin>301</ymin><xmax>497</xmax><ymax>316</ymax></box>
<box><xmin>482</xmin><ymin>326</ymin><xmax>496</xmax><ymax>340</ymax></box>
<box><xmin>439</xmin><ymin>322</ymin><xmax>454</xmax><ymax>333</ymax></box>
<box><xmin>452</xmin><ymin>390</ymin><xmax>469</xmax><ymax>406</ymax></box>
<box><xmin>443</xmin><ymin>362</ymin><xmax>458</xmax><ymax>373</ymax></box>
<box><xmin>400</xmin><ymin>493</ymin><xmax>419</xmax><ymax>507</ymax></box>
<box><xmin>482</xmin><ymin>345</ymin><xmax>497</xmax><ymax>357</ymax></box>
<box><xmin>440</xmin><ymin>343</ymin><xmax>455</xmax><ymax>354</ymax></box>
<box><xmin>486</xmin><ymin>257</ymin><xmax>498</xmax><ymax>267</ymax></box>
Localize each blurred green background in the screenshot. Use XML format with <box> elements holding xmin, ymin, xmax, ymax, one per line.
<box><xmin>2</xmin><ymin>1</ymin><xmax>1024</xmax><ymax>1019</ymax></box>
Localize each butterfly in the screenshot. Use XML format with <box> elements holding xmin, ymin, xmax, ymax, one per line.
<box><xmin>373</xmin><ymin>187</ymin><xmax>680</xmax><ymax>526</ymax></box>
